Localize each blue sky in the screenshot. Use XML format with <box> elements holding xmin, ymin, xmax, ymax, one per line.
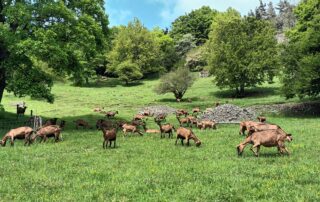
<box><xmin>105</xmin><ymin>0</ymin><xmax>298</xmax><ymax>29</ymax></box>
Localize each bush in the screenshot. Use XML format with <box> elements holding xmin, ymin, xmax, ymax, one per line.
<box><xmin>154</xmin><ymin>67</ymin><xmax>195</xmax><ymax>100</ymax></box>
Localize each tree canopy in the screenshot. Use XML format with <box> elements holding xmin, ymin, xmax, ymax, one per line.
<box><xmin>108</xmin><ymin>19</ymin><xmax>163</xmax><ymax>78</ymax></box>
<box><xmin>206</xmin><ymin>9</ymin><xmax>279</xmax><ymax>97</ymax></box>
<box><xmin>0</xmin><ymin>0</ymin><xmax>109</xmax><ymax>103</ymax></box>
<box><xmin>170</xmin><ymin>6</ymin><xmax>217</xmax><ymax>45</ymax></box>
<box><xmin>281</xmin><ymin>0</ymin><xmax>320</xmax><ymax>99</ymax></box>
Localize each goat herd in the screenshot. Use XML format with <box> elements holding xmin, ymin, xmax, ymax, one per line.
<box><xmin>0</xmin><ymin>107</ymin><xmax>293</xmax><ymax>157</ymax></box>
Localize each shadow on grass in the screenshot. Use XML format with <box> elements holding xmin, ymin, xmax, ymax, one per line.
<box><xmin>157</xmin><ymin>97</ymin><xmax>201</xmax><ymax>103</ymax></box>
<box><xmin>0</xmin><ymin>111</ymin><xmax>130</xmax><ymax>134</ymax></box>
<box><xmin>212</xmin><ymin>87</ymin><xmax>280</xmax><ymax>99</ymax></box>
<box><xmin>79</xmin><ymin>78</ymin><xmax>144</xmax><ymax>88</ymax></box>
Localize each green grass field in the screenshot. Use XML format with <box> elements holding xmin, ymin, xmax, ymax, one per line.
<box><xmin>0</xmin><ymin>78</ymin><xmax>319</xmax><ymax>201</ymax></box>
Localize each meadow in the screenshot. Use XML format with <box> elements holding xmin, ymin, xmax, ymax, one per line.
<box><xmin>0</xmin><ymin>77</ymin><xmax>319</xmax><ymax>201</ymax></box>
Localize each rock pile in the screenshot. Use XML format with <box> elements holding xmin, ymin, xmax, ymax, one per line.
<box><xmin>138</xmin><ymin>105</ymin><xmax>177</xmax><ymax>116</ymax></box>
<box><xmin>199</xmin><ymin>104</ymin><xmax>256</xmax><ymax>123</ymax></box>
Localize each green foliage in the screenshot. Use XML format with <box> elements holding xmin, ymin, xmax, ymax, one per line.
<box><xmin>0</xmin><ymin>0</ymin><xmax>109</xmax><ymax>103</ymax></box>
<box><xmin>108</xmin><ymin>19</ymin><xmax>162</xmax><ymax>77</ymax></box>
<box><xmin>175</xmin><ymin>34</ymin><xmax>196</xmax><ymax>58</ymax></box>
<box><xmin>116</xmin><ymin>61</ymin><xmax>143</xmax><ymax>85</ymax></box>
<box><xmin>281</xmin><ymin>0</ymin><xmax>320</xmax><ymax>99</ymax></box>
<box><xmin>185</xmin><ymin>46</ymin><xmax>207</xmax><ymax>72</ymax></box>
<box><xmin>206</xmin><ymin>9</ymin><xmax>279</xmax><ymax>97</ymax></box>
<box><xmin>154</xmin><ymin>68</ymin><xmax>195</xmax><ymax>100</ymax></box>
<box><xmin>152</xmin><ymin>28</ymin><xmax>178</xmax><ymax>71</ymax></box>
<box><xmin>170</xmin><ymin>6</ymin><xmax>217</xmax><ymax>45</ymax></box>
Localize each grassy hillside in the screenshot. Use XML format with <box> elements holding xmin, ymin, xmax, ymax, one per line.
<box><xmin>0</xmin><ymin>78</ymin><xmax>319</xmax><ymax>201</ymax></box>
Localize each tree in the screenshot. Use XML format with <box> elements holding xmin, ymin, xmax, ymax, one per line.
<box><xmin>267</xmin><ymin>1</ymin><xmax>277</xmax><ymax>26</ymax></box>
<box><xmin>108</xmin><ymin>19</ymin><xmax>162</xmax><ymax>77</ymax></box>
<box><xmin>255</xmin><ymin>0</ymin><xmax>268</xmax><ymax>20</ymax></box>
<box><xmin>206</xmin><ymin>9</ymin><xmax>279</xmax><ymax>97</ymax></box>
<box><xmin>116</xmin><ymin>61</ymin><xmax>143</xmax><ymax>85</ymax></box>
<box><xmin>0</xmin><ymin>0</ymin><xmax>109</xmax><ymax>103</ymax></box>
<box><xmin>154</xmin><ymin>68</ymin><xmax>195</xmax><ymax>100</ymax></box>
<box><xmin>170</xmin><ymin>6</ymin><xmax>217</xmax><ymax>45</ymax></box>
<box><xmin>175</xmin><ymin>34</ymin><xmax>196</xmax><ymax>58</ymax></box>
<box><xmin>281</xmin><ymin>0</ymin><xmax>320</xmax><ymax>99</ymax></box>
<box><xmin>276</xmin><ymin>0</ymin><xmax>296</xmax><ymax>31</ymax></box>
<box><xmin>152</xmin><ymin>28</ymin><xmax>177</xmax><ymax>71</ymax></box>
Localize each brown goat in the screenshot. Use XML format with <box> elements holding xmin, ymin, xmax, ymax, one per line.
<box><xmin>143</xmin><ymin>110</ymin><xmax>154</xmax><ymax>117</ymax></box>
<box><xmin>187</xmin><ymin>116</ymin><xmax>198</xmax><ymax>128</ymax></box>
<box><xmin>156</xmin><ymin>121</ymin><xmax>175</xmax><ymax>138</ymax></box>
<box><xmin>102</xmin><ymin>128</ymin><xmax>117</xmax><ymax>148</ymax></box>
<box><xmin>154</xmin><ymin>114</ymin><xmax>167</xmax><ymax>122</ymax></box>
<box><xmin>133</xmin><ymin>114</ymin><xmax>146</xmax><ymax>121</ymax></box>
<box><xmin>43</xmin><ymin>118</ymin><xmax>58</xmax><ymax>127</ymax></box>
<box><xmin>122</xmin><ymin>123</ymin><xmax>143</xmax><ymax>136</ymax></box>
<box><xmin>105</xmin><ymin>111</ymin><xmax>118</xmax><ymax>118</ymax></box>
<box><xmin>239</xmin><ymin>121</ymin><xmax>260</xmax><ymax>135</ymax></box>
<box><xmin>143</xmin><ymin>125</ymin><xmax>160</xmax><ymax>134</ymax></box>
<box><xmin>257</xmin><ymin>116</ymin><xmax>267</xmax><ymax>123</ymax></box>
<box><xmin>237</xmin><ymin>129</ymin><xmax>292</xmax><ymax>157</ymax></box>
<box><xmin>74</xmin><ymin>119</ymin><xmax>92</xmax><ymax>129</ymax></box>
<box><xmin>96</xmin><ymin>119</ymin><xmax>113</xmax><ymax>130</ymax></box>
<box><xmin>32</xmin><ymin>125</ymin><xmax>61</xmax><ymax>143</ymax></box>
<box><xmin>175</xmin><ymin>127</ymin><xmax>201</xmax><ymax>147</ymax></box>
<box><xmin>1</xmin><ymin>127</ymin><xmax>33</xmax><ymax>146</ymax></box>
<box><xmin>176</xmin><ymin>115</ymin><xmax>189</xmax><ymax>127</ymax></box>
<box><xmin>94</xmin><ymin>107</ymin><xmax>104</xmax><ymax>112</ymax></box>
<box><xmin>176</xmin><ymin>109</ymin><xmax>189</xmax><ymax>117</ymax></box>
<box><xmin>248</xmin><ymin>123</ymin><xmax>281</xmax><ymax>136</ymax></box>
<box><xmin>192</xmin><ymin>107</ymin><xmax>201</xmax><ymax>115</ymax></box>
<box><xmin>198</xmin><ymin>120</ymin><xmax>217</xmax><ymax>130</ymax></box>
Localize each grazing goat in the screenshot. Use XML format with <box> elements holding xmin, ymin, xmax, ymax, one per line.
<box><xmin>1</xmin><ymin>127</ymin><xmax>33</xmax><ymax>146</ymax></box>
<box><xmin>105</xmin><ymin>111</ymin><xmax>118</xmax><ymax>118</ymax></box>
<box><xmin>102</xmin><ymin>128</ymin><xmax>117</xmax><ymax>148</ymax></box>
<box><xmin>94</xmin><ymin>107</ymin><xmax>104</xmax><ymax>112</ymax></box>
<box><xmin>237</xmin><ymin>129</ymin><xmax>292</xmax><ymax>157</ymax></box>
<box><xmin>96</xmin><ymin>119</ymin><xmax>113</xmax><ymax>130</ymax></box>
<box><xmin>176</xmin><ymin>109</ymin><xmax>189</xmax><ymax>117</ymax></box>
<box><xmin>143</xmin><ymin>110</ymin><xmax>154</xmax><ymax>117</ymax></box>
<box><xmin>175</xmin><ymin>127</ymin><xmax>201</xmax><ymax>147</ymax></box>
<box><xmin>143</xmin><ymin>125</ymin><xmax>160</xmax><ymax>134</ymax></box>
<box><xmin>122</xmin><ymin>123</ymin><xmax>143</xmax><ymax>136</ymax></box>
<box><xmin>247</xmin><ymin>123</ymin><xmax>281</xmax><ymax>136</ymax></box>
<box><xmin>43</xmin><ymin>118</ymin><xmax>58</xmax><ymax>127</ymax></box>
<box><xmin>192</xmin><ymin>107</ymin><xmax>201</xmax><ymax>115</ymax></box>
<box><xmin>187</xmin><ymin>116</ymin><xmax>198</xmax><ymax>128</ymax></box>
<box><xmin>176</xmin><ymin>115</ymin><xmax>189</xmax><ymax>127</ymax></box>
<box><xmin>154</xmin><ymin>114</ymin><xmax>167</xmax><ymax>122</ymax></box>
<box><xmin>257</xmin><ymin>116</ymin><xmax>267</xmax><ymax>123</ymax></box>
<box><xmin>239</xmin><ymin>121</ymin><xmax>260</xmax><ymax>136</ymax></box>
<box><xmin>133</xmin><ymin>114</ymin><xmax>146</xmax><ymax>121</ymax></box>
<box><xmin>198</xmin><ymin>120</ymin><xmax>217</xmax><ymax>130</ymax></box>
<box><xmin>156</xmin><ymin>121</ymin><xmax>175</xmax><ymax>138</ymax></box>
<box><xmin>74</xmin><ymin>119</ymin><xmax>92</xmax><ymax>129</ymax></box>
<box><xmin>32</xmin><ymin>125</ymin><xmax>61</xmax><ymax>143</ymax></box>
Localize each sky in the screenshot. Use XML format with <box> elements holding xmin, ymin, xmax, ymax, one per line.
<box><xmin>105</xmin><ymin>0</ymin><xmax>298</xmax><ymax>29</ymax></box>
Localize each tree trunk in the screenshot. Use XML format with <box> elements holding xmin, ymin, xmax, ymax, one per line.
<box><xmin>240</xmin><ymin>84</ymin><xmax>245</xmax><ymax>97</ymax></box>
<box><xmin>0</xmin><ymin>68</ymin><xmax>6</xmax><ymax>103</ymax></box>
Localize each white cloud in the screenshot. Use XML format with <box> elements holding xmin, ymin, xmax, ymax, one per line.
<box><xmin>153</xmin><ymin>0</ymin><xmax>288</xmax><ymax>27</ymax></box>
<box><xmin>105</xmin><ymin>1</ymin><xmax>132</xmax><ymax>27</ymax></box>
